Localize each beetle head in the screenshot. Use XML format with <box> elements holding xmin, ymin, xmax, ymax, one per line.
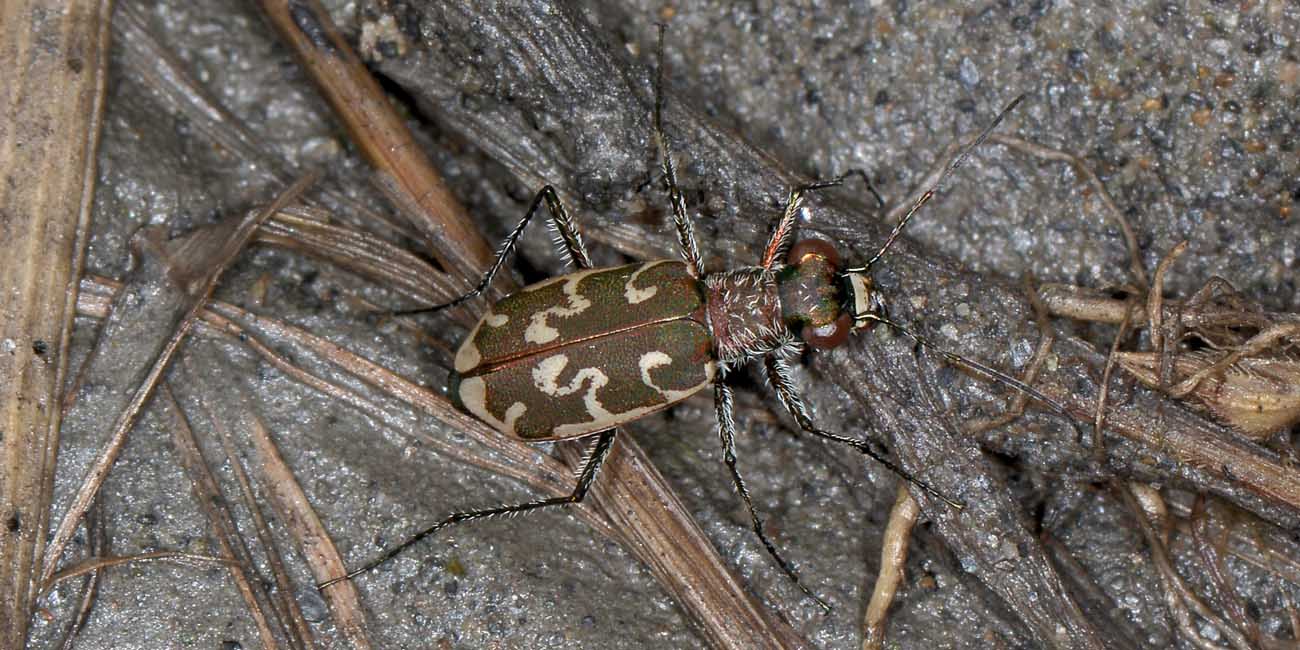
<box><xmin>779</xmin><ymin>239</ymin><xmax>853</xmax><ymax>348</ymax></box>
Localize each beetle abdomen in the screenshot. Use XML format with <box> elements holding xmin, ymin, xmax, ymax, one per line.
<box><xmin>451</xmin><ymin>261</ymin><xmax>716</xmax><ymax>440</ymax></box>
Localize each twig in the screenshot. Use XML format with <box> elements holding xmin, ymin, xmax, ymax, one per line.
<box><xmin>161</xmin><ymin>384</ymin><xmax>288</xmax><ymax>650</ymax></box>
<box><xmin>0</xmin><ymin>0</ymin><xmax>111</xmax><ymax>645</ymax></box>
<box><xmin>252</xmin><ymin>0</ymin><xmax>494</xmax><ymax>276</ymax></box>
<box><xmin>861</xmin><ymin>486</ymin><xmax>920</xmax><ymax>650</ymax></box>
<box><xmin>42</xmin><ymin>175</ymin><xmax>316</xmax><ymax>583</ymax></box>
<box><xmin>246</xmin><ymin>415</ymin><xmax>373</xmax><ymax>650</ymax></box>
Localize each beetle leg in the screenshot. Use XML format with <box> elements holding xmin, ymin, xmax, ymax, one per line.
<box><xmin>653</xmin><ymin>26</ymin><xmax>705</xmax><ymax>278</ymax></box>
<box><xmin>318</xmin><ymin>429</ymin><xmax>616</xmax><ymax>590</ymax></box>
<box><xmin>762</xmin><ymin>355</ymin><xmax>964</xmax><ymax>509</ymax></box>
<box><xmin>395</xmin><ymin>185</ymin><xmax>592</xmax><ymax>316</ymax></box>
<box><xmin>759</xmin><ymin>170</ymin><xmax>884</xmax><ymax>270</ymax></box>
<box><xmin>714</xmin><ymin>381</ymin><xmax>832</xmax><ymax>612</ymax></box>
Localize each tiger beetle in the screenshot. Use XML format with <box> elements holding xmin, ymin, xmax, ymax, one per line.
<box><xmin>321</xmin><ymin>30</ymin><xmax>1067</xmax><ymax>611</ymax></box>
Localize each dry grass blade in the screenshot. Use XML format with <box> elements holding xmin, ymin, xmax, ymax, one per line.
<box><xmin>246</xmin><ymin>415</ymin><xmax>373</xmax><ymax>650</ymax></box>
<box><xmin>42</xmin><ymin>175</ymin><xmax>316</xmax><ymax>583</ymax></box>
<box><xmin>0</xmin><ymin>0</ymin><xmax>111</xmax><ymax>645</ymax></box>
<box><xmin>111</xmin><ymin>1</ymin><xmax>420</xmax><ymax>243</ymax></box>
<box><xmin>257</xmin><ymin>207</ymin><xmax>455</xmax><ymax>309</ymax></box>
<box><xmin>252</xmin><ymin>0</ymin><xmax>493</xmax><ymax>276</ymax></box>
<box><xmin>202</xmin><ymin>391</ymin><xmax>317</xmax><ymax>650</ymax></box>
<box><xmin>159</xmin><ymin>384</ymin><xmax>288</xmax><ymax>650</ymax></box>
<box><xmin>45</xmin><ymin>552</ymin><xmax>236</xmax><ymax>591</ymax></box>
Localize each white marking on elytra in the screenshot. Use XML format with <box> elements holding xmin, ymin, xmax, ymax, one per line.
<box><xmin>539</xmin><ymin>351</ymin><xmax>717</xmax><ymax>438</ymax></box>
<box><xmin>454</xmin><ymin>327</ymin><xmax>484</xmax><ymax>373</ymax></box>
<box><xmin>523</xmin><ymin>271</ymin><xmax>596</xmax><ymax>344</ymax></box>
<box><xmin>454</xmin><ymin>343</ymin><xmax>481</xmax><ymax>374</ymax></box>
<box><xmin>634</xmin><ymin>353</ymin><xmax>707</xmax><ymax>403</ymax></box>
<box><xmin>459</xmin><ymin>376</ymin><xmax>526</xmax><ymax>436</ymax></box>
<box><xmin>532</xmin><ymin>354</ymin><xmax>611</xmax><ymax>417</ymax></box>
<box><xmin>847</xmin><ymin>271</ymin><xmax>872</xmax><ymax>330</ymax></box>
<box><xmin>455</xmin><ymin>308</ymin><xmax>508</xmax><ymax>373</ymax></box>
<box><xmin>531</xmin><ymin>355</ymin><xmax>574</xmax><ymax>395</ymax></box>
<box><xmin>531</xmin><ymin>353</ymin><xmax>628</xmax><ymax>436</ymax></box>
<box><xmin>624</xmin><ymin>261</ymin><xmax>665</xmax><ymax>304</ymax></box>
<box><xmin>637</xmin><ymin>351</ymin><xmax>706</xmax><ymax>402</ymax></box>
<box><xmin>638</xmin><ymin>351</ymin><xmax>672</xmax><ymax>387</ymax></box>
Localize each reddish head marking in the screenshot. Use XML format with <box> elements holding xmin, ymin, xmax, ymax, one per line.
<box><xmin>779</xmin><ymin>239</ymin><xmax>852</xmax><ymax>349</ymax></box>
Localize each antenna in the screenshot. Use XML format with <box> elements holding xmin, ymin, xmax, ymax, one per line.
<box><xmin>844</xmin><ymin>93</ymin><xmax>1026</xmax><ymax>273</ymax></box>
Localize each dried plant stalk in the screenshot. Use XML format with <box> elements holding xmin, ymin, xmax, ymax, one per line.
<box><xmin>861</xmin><ymin>486</ymin><xmax>920</xmax><ymax>650</ymax></box>
<box><xmin>252</xmin><ymin>0</ymin><xmax>493</xmax><ymax>276</ymax></box>
<box><xmin>159</xmin><ymin>385</ymin><xmax>287</xmax><ymax>650</ymax></box>
<box><xmin>0</xmin><ymin>1</ymin><xmax>111</xmax><ymax>646</ymax></box>
<box><xmin>42</xmin><ymin>177</ymin><xmax>314</xmax><ymax>584</ymax></box>
<box><xmin>246</xmin><ymin>415</ymin><xmax>373</xmax><ymax>650</ymax></box>
<box><xmin>1117</xmin><ymin>350</ymin><xmax>1300</xmax><ymax>439</ymax></box>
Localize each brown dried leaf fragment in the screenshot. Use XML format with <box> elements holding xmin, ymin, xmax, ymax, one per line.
<box><xmin>1116</xmin><ymin>350</ymin><xmax>1300</xmax><ymax>439</ymax></box>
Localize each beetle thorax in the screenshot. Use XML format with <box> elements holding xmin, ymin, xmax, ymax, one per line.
<box><xmin>703</xmin><ymin>267</ymin><xmax>793</xmax><ymax>364</ymax></box>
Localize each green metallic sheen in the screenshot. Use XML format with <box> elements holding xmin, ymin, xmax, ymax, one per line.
<box><xmin>465</xmin><ymin>261</ymin><xmax>702</xmax><ymax>371</ymax></box>
<box><xmin>466</xmin><ymin>320</ymin><xmax>712</xmax><ymax>440</ymax></box>
<box><xmin>777</xmin><ymin>253</ymin><xmax>841</xmax><ymax>329</ymax></box>
<box><xmin>451</xmin><ymin>260</ymin><xmax>716</xmax><ymax>441</ymax></box>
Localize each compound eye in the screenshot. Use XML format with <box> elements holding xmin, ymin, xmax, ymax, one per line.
<box><xmin>786</xmin><ymin>238</ymin><xmax>840</xmax><ymax>269</ymax></box>
<box><xmin>802</xmin><ymin>312</ymin><xmax>853</xmax><ymax>349</ymax></box>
